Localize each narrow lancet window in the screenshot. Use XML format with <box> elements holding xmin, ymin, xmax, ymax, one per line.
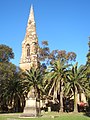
<box><xmin>26</xmin><ymin>44</ymin><xmax>30</xmax><ymax>57</ymax></box>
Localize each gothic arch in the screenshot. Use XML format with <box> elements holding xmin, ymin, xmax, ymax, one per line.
<box><xmin>26</xmin><ymin>44</ymin><xmax>30</xmax><ymax>57</ymax></box>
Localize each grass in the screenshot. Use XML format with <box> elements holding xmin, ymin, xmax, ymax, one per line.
<box><xmin>0</xmin><ymin>112</ymin><xmax>90</xmax><ymax>120</ymax></box>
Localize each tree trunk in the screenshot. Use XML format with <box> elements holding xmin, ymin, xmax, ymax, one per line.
<box><xmin>59</xmin><ymin>81</ymin><xmax>63</xmax><ymax>112</ymax></box>
<box><xmin>53</xmin><ymin>86</ymin><xmax>57</xmax><ymax>100</ymax></box>
<box><xmin>74</xmin><ymin>87</ymin><xmax>78</xmax><ymax>112</ymax></box>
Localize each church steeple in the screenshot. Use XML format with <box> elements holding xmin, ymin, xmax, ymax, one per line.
<box><xmin>20</xmin><ymin>5</ymin><xmax>39</xmax><ymax>70</ymax></box>
<box><xmin>29</xmin><ymin>5</ymin><xmax>35</xmax><ymax>22</ymax></box>
<box><xmin>25</xmin><ymin>5</ymin><xmax>37</xmax><ymax>41</ymax></box>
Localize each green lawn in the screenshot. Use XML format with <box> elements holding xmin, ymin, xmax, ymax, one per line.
<box><xmin>0</xmin><ymin>112</ymin><xmax>90</xmax><ymax>120</ymax></box>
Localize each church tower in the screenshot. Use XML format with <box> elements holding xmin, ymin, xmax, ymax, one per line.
<box><xmin>20</xmin><ymin>5</ymin><xmax>39</xmax><ymax>70</ymax></box>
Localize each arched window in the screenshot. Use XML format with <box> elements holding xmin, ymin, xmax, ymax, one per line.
<box><xmin>26</xmin><ymin>44</ymin><xmax>30</xmax><ymax>57</ymax></box>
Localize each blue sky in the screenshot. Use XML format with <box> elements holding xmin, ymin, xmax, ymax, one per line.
<box><xmin>0</xmin><ymin>0</ymin><xmax>90</xmax><ymax>66</ymax></box>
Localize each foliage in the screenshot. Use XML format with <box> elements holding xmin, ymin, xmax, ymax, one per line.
<box><xmin>0</xmin><ymin>39</ymin><xmax>90</xmax><ymax>114</ymax></box>
<box><xmin>44</xmin><ymin>59</ymin><xmax>71</xmax><ymax>112</ymax></box>
<box><xmin>85</xmin><ymin>40</ymin><xmax>90</xmax><ymax>107</ymax></box>
<box><xmin>64</xmin><ymin>62</ymin><xmax>87</xmax><ymax>112</ymax></box>
<box><xmin>0</xmin><ymin>44</ymin><xmax>26</xmax><ymax>112</ymax></box>
<box><xmin>38</xmin><ymin>40</ymin><xmax>50</xmax><ymax>63</ymax></box>
<box><xmin>0</xmin><ymin>44</ymin><xmax>14</xmax><ymax>62</ymax></box>
<box><xmin>39</xmin><ymin>40</ymin><xmax>76</xmax><ymax>66</ymax></box>
<box><xmin>49</xmin><ymin>50</ymin><xmax>76</xmax><ymax>65</ymax></box>
<box><xmin>0</xmin><ymin>62</ymin><xmax>25</xmax><ymax>112</ymax></box>
<box><xmin>45</xmin><ymin>59</ymin><xmax>70</xmax><ymax>95</ymax></box>
<box><xmin>22</xmin><ymin>67</ymin><xmax>44</xmax><ymax>99</ymax></box>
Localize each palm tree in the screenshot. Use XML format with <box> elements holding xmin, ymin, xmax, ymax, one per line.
<box><xmin>45</xmin><ymin>59</ymin><xmax>70</xmax><ymax>112</ymax></box>
<box><xmin>23</xmin><ymin>67</ymin><xmax>43</xmax><ymax>99</ymax></box>
<box><xmin>85</xmin><ymin>39</ymin><xmax>90</xmax><ymax>107</ymax></box>
<box><xmin>0</xmin><ymin>63</ymin><xmax>25</xmax><ymax>112</ymax></box>
<box><xmin>23</xmin><ymin>67</ymin><xmax>44</xmax><ymax>115</ymax></box>
<box><xmin>4</xmin><ymin>71</ymin><xmax>26</xmax><ymax>112</ymax></box>
<box><xmin>64</xmin><ymin>62</ymin><xmax>87</xmax><ymax>112</ymax></box>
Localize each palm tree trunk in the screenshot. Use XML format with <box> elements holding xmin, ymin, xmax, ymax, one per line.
<box><xmin>53</xmin><ymin>86</ymin><xmax>57</xmax><ymax>100</ymax></box>
<box><xmin>59</xmin><ymin>81</ymin><xmax>63</xmax><ymax>112</ymax></box>
<box><xmin>74</xmin><ymin>87</ymin><xmax>78</xmax><ymax>112</ymax></box>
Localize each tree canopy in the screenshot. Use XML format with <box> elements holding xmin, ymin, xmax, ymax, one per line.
<box><xmin>0</xmin><ymin>44</ymin><xmax>14</xmax><ymax>62</ymax></box>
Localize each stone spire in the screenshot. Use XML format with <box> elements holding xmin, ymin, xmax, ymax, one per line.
<box><xmin>20</xmin><ymin>5</ymin><xmax>39</xmax><ymax>70</ymax></box>
<box><xmin>29</xmin><ymin>5</ymin><xmax>35</xmax><ymax>22</ymax></box>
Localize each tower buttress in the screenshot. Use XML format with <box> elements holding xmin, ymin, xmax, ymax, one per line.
<box><xmin>20</xmin><ymin>5</ymin><xmax>39</xmax><ymax>70</ymax></box>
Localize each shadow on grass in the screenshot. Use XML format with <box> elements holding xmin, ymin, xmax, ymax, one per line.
<box><xmin>85</xmin><ymin>107</ymin><xmax>90</xmax><ymax>117</ymax></box>
<box><xmin>83</xmin><ymin>112</ymin><xmax>90</xmax><ymax>117</ymax></box>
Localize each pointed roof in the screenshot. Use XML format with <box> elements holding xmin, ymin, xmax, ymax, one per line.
<box><xmin>28</xmin><ymin>5</ymin><xmax>35</xmax><ymax>22</ymax></box>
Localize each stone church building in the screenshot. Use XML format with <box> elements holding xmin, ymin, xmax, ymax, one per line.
<box><xmin>20</xmin><ymin>5</ymin><xmax>38</xmax><ymax>70</ymax></box>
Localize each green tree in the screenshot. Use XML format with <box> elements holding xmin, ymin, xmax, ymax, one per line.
<box><xmin>65</xmin><ymin>62</ymin><xmax>87</xmax><ymax>112</ymax></box>
<box><xmin>45</xmin><ymin>59</ymin><xmax>70</xmax><ymax>112</ymax></box>
<box><xmin>23</xmin><ymin>67</ymin><xmax>44</xmax><ymax>115</ymax></box>
<box><xmin>0</xmin><ymin>44</ymin><xmax>14</xmax><ymax>112</ymax></box>
<box><xmin>85</xmin><ymin>38</ymin><xmax>90</xmax><ymax>106</ymax></box>
<box><xmin>0</xmin><ymin>44</ymin><xmax>14</xmax><ymax>62</ymax></box>
<box><xmin>0</xmin><ymin>44</ymin><xmax>25</xmax><ymax>112</ymax></box>
<box><xmin>23</xmin><ymin>67</ymin><xmax>44</xmax><ymax>99</ymax></box>
<box><xmin>48</xmin><ymin>50</ymin><xmax>76</xmax><ymax>65</ymax></box>
<box><xmin>0</xmin><ymin>62</ymin><xmax>16</xmax><ymax>112</ymax></box>
<box><xmin>4</xmin><ymin>67</ymin><xmax>26</xmax><ymax>112</ymax></box>
<box><xmin>39</xmin><ymin>41</ymin><xmax>76</xmax><ymax>68</ymax></box>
